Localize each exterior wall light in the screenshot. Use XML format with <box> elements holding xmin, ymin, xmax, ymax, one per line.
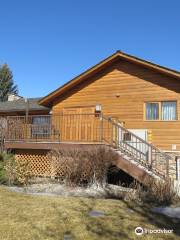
<box><xmin>95</xmin><ymin>104</ymin><xmax>102</xmax><ymax>112</ymax></box>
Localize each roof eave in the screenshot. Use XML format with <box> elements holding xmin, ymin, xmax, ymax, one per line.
<box><xmin>39</xmin><ymin>51</ymin><xmax>180</xmax><ymax>107</ymax></box>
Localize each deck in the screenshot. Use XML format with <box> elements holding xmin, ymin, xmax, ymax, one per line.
<box><xmin>4</xmin><ymin>114</ymin><xmax>114</xmax><ymax>149</ymax></box>
<box><xmin>4</xmin><ymin>141</ymin><xmax>105</xmax><ymax>150</ymax></box>
<box><xmin>3</xmin><ymin>113</ymin><xmax>173</xmax><ymax>182</ymax></box>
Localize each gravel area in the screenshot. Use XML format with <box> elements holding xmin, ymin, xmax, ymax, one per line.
<box><xmin>5</xmin><ymin>183</ymin><xmax>133</xmax><ymax>199</ymax></box>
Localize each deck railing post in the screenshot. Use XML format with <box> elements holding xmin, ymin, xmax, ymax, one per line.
<box><xmin>176</xmin><ymin>157</ymin><xmax>180</xmax><ymax>181</ymax></box>
<box><xmin>100</xmin><ymin>114</ymin><xmax>103</xmax><ymax>142</ymax></box>
<box><xmin>6</xmin><ymin>116</ymin><xmax>9</xmax><ymax>140</ymax></box>
<box><xmin>148</xmin><ymin>145</ymin><xmax>152</xmax><ymax>167</ymax></box>
<box><xmin>166</xmin><ymin>157</ymin><xmax>169</xmax><ymax>177</ymax></box>
<box><xmin>111</xmin><ymin>121</ymin><xmax>114</xmax><ymax>146</ymax></box>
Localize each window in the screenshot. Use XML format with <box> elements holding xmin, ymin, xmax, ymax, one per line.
<box><xmin>161</xmin><ymin>102</ymin><xmax>177</xmax><ymax>121</ymax></box>
<box><xmin>146</xmin><ymin>103</ymin><xmax>159</xmax><ymax>120</ymax></box>
<box><xmin>145</xmin><ymin>101</ymin><xmax>177</xmax><ymax>121</ymax></box>
<box><xmin>32</xmin><ymin>116</ymin><xmax>50</xmax><ymax>125</ymax></box>
<box><xmin>32</xmin><ymin>116</ymin><xmax>51</xmax><ymax>137</ymax></box>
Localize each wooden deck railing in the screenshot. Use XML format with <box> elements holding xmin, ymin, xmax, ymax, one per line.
<box><xmin>5</xmin><ymin>114</ymin><xmax>103</xmax><ymax>142</ymax></box>
<box><xmin>4</xmin><ymin>113</ymin><xmax>172</xmax><ymax>178</ymax></box>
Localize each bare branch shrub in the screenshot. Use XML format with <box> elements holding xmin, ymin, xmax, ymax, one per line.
<box><xmin>128</xmin><ymin>178</ymin><xmax>179</xmax><ymax>205</ymax></box>
<box><xmin>48</xmin><ymin>147</ymin><xmax>119</xmax><ymax>187</ymax></box>
<box><xmin>145</xmin><ymin>178</ymin><xmax>179</xmax><ymax>205</ymax></box>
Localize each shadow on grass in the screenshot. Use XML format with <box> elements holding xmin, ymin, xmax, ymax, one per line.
<box><xmin>24</xmin><ymin>198</ymin><xmax>129</xmax><ymax>240</ymax></box>
<box><xmin>122</xmin><ymin>200</ymin><xmax>180</xmax><ymax>238</ymax></box>
<box><xmin>78</xmin><ymin>198</ymin><xmax>180</xmax><ymax>240</ymax></box>
<box><xmin>18</xmin><ymin>202</ymin><xmax>75</xmax><ymax>240</ymax></box>
<box><xmin>18</xmin><ymin>197</ymin><xmax>180</xmax><ymax>240</ymax></box>
<box><xmin>78</xmin><ymin>198</ymin><xmax>130</xmax><ymax>239</ymax></box>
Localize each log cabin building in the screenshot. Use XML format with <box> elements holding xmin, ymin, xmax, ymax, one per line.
<box><xmin>2</xmin><ymin>51</ymin><xmax>180</xmax><ymax>184</ymax></box>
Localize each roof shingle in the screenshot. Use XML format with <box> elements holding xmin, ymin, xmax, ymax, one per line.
<box><xmin>0</xmin><ymin>97</ymin><xmax>50</xmax><ymax>112</ymax></box>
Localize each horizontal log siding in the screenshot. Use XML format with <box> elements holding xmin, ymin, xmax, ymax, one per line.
<box><xmin>52</xmin><ymin>59</ymin><xmax>180</xmax><ymax>151</ymax></box>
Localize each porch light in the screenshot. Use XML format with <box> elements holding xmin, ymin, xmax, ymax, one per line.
<box><xmin>95</xmin><ymin>104</ymin><xmax>101</xmax><ymax>112</ymax></box>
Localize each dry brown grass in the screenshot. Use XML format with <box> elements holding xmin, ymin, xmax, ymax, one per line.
<box><xmin>0</xmin><ymin>186</ymin><xmax>179</xmax><ymax>240</ymax></box>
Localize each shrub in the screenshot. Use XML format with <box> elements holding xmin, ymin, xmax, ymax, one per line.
<box><xmin>128</xmin><ymin>178</ymin><xmax>179</xmax><ymax>205</ymax></box>
<box><xmin>4</xmin><ymin>154</ymin><xmax>17</xmax><ymax>185</ymax></box>
<box><xmin>0</xmin><ymin>153</ymin><xmax>17</xmax><ymax>184</ymax></box>
<box><xmin>4</xmin><ymin>154</ymin><xmax>31</xmax><ymax>186</ymax></box>
<box><xmin>145</xmin><ymin>178</ymin><xmax>179</xmax><ymax>205</ymax></box>
<box><xmin>48</xmin><ymin>147</ymin><xmax>119</xmax><ymax>187</ymax></box>
<box><xmin>15</xmin><ymin>159</ymin><xmax>31</xmax><ymax>186</ymax></box>
<box><xmin>0</xmin><ymin>153</ymin><xmax>8</xmax><ymax>184</ymax></box>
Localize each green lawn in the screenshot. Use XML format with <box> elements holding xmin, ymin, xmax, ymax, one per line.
<box><xmin>0</xmin><ymin>187</ymin><xmax>179</xmax><ymax>240</ymax></box>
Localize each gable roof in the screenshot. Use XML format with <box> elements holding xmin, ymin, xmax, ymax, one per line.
<box><xmin>39</xmin><ymin>51</ymin><xmax>180</xmax><ymax>106</ymax></box>
<box><xmin>0</xmin><ymin>97</ymin><xmax>50</xmax><ymax>113</ymax></box>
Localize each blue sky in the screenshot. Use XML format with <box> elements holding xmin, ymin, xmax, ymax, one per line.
<box><xmin>0</xmin><ymin>0</ymin><xmax>179</xmax><ymax>98</ymax></box>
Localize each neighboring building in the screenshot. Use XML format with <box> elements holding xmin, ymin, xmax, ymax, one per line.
<box><xmin>0</xmin><ymin>97</ymin><xmax>50</xmax><ymax>116</ymax></box>
<box><xmin>7</xmin><ymin>93</ymin><xmax>23</xmax><ymax>102</ymax></box>
<box><xmin>3</xmin><ymin>51</ymin><xmax>180</xmax><ymax>183</ymax></box>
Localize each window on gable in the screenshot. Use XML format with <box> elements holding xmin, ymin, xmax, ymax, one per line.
<box><xmin>145</xmin><ymin>101</ymin><xmax>177</xmax><ymax>121</ymax></box>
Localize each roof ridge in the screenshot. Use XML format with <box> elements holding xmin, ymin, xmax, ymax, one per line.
<box><xmin>119</xmin><ymin>51</ymin><xmax>180</xmax><ymax>75</ymax></box>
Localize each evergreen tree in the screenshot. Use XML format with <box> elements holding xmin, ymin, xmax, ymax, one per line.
<box><xmin>0</xmin><ymin>64</ymin><xmax>18</xmax><ymax>101</ymax></box>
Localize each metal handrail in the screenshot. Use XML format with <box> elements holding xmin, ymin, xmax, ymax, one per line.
<box><xmin>102</xmin><ymin>115</ymin><xmax>172</xmax><ymax>178</ymax></box>
<box><xmin>103</xmin><ymin>115</ymin><xmax>171</xmax><ymax>160</ymax></box>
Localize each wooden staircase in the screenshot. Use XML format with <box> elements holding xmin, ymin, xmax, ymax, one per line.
<box><xmin>101</xmin><ymin>116</ymin><xmax>173</xmax><ymax>182</ymax></box>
